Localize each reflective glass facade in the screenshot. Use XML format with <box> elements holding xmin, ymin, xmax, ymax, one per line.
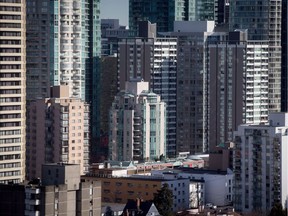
<box><xmin>129</xmin><ymin>0</ymin><xmax>216</xmax><ymax>35</ymax></box>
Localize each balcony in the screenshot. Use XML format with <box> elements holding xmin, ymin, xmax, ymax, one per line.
<box><xmin>25</xmin><ymin>210</ymin><xmax>39</xmax><ymax>216</ymax></box>
<box><xmin>73</xmin><ymin>1</ymin><xmax>81</xmax><ymax>8</ymax></box>
<box><xmin>25</xmin><ymin>199</ymin><xmax>40</xmax><ymax>205</ymax></box>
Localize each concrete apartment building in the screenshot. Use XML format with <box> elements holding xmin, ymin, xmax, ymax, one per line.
<box><xmin>109</xmin><ymin>80</ymin><xmax>166</xmax><ymax>161</ymax></box>
<box><xmin>229</xmin><ymin>0</ymin><xmax>282</xmax><ymax>113</ymax></box>
<box><xmin>118</xmin><ymin>22</ymin><xmax>178</xmax><ymax>157</ymax></box>
<box><xmin>0</xmin><ymin>0</ymin><xmax>26</xmax><ymax>184</ymax></box>
<box><xmin>233</xmin><ymin>113</ymin><xmax>288</xmax><ymax>213</ymax></box>
<box><xmin>207</xmin><ymin>30</ymin><xmax>269</xmax><ymax>149</ymax></box>
<box><xmin>152</xmin><ymin>37</ymin><xmax>178</xmax><ymax>157</ymax></box>
<box><xmin>83</xmin><ymin>175</ymin><xmax>190</xmax><ymax>212</ymax></box>
<box><xmin>160</xmin><ymin>21</ymin><xmax>271</xmax><ymax>154</ymax></box>
<box><xmin>101</xmin><ymin>19</ymin><xmax>130</xmax><ymax>56</ymax></box>
<box><xmin>95</xmin><ymin>56</ymin><xmax>118</xmax><ymax>162</ymax></box>
<box><xmin>152</xmin><ymin>167</ymin><xmax>234</xmax><ymax>207</ymax></box>
<box><xmin>206</xmin><ymin>31</ymin><xmax>247</xmax><ymax>150</ymax></box>
<box><xmin>170</xmin><ymin>21</ymin><xmax>215</xmax><ymax>154</ymax></box>
<box><xmin>0</xmin><ymin>163</ymin><xmax>101</xmax><ymax>216</ymax></box>
<box><xmin>25</xmin><ymin>0</ymin><xmax>101</xmax><ymax>165</ymax></box>
<box><xmin>26</xmin><ymin>86</ymin><xmax>89</xmax><ymax>179</ymax></box>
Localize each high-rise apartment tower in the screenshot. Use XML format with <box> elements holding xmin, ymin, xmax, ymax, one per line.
<box><xmin>229</xmin><ymin>0</ymin><xmax>282</xmax><ymax>113</ymax></box>
<box><xmin>27</xmin><ymin>86</ymin><xmax>90</xmax><ymax>179</ymax></box>
<box><xmin>26</xmin><ymin>0</ymin><xmax>101</xmax><ymax>101</ymax></box>
<box><xmin>118</xmin><ymin>33</ymin><xmax>177</xmax><ymax>157</ymax></box>
<box><xmin>0</xmin><ymin>0</ymin><xmax>26</xmax><ymax>184</ymax></box>
<box><xmin>26</xmin><ymin>0</ymin><xmax>101</xmax><ymax>164</ymax></box>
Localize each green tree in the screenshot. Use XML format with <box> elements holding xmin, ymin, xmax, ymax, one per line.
<box><xmin>159</xmin><ymin>154</ymin><xmax>165</xmax><ymax>161</ymax></box>
<box><xmin>153</xmin><ymin>183</ymin><xmax>174</xmax><ymax>216</ymax></box>
<box><xmin>269</xmin><ymin>203</ymin><xmax>285</xmax><ymax>216</ymax></box>
<box><xmin>104</xmin><ymin>206</ymin><xmax>114</xmax><ymax>216</ymax></box>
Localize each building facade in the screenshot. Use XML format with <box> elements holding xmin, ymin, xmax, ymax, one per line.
<box><xmin>101</xmin><ymin>19</ymin><xmax>130</xmax><ymax>56</ymax></box>
<box><xmin>151</xmin><ymin>167</ymin><xmax>234</xmax><ymax>207</ymax></box>
<box><xmin>27</xmin><ymin>86</ymin><xmax>89</xmax><ymax>179</ymax></box>
<box><xmin>206</xmin><ymin>31</ymin><xmax>246</xmax><ymax>150</ymax></box>
<box><xmin>171</xmin><ymin>22</ymin><xmax>215</xmax><ymax>154</ymax></box>
<box><xmin>118</xmin><ymin>38</ymin><xmax>154</xmax><ymax>90</ymax></box>
<box><xmin>164</xmin><ymin>22</ymin><xmax>270</xmax><ymax>154</ymax></box>
<box><xmin>109</xmin><ymin>81</ymin><xmax>166</xmax><ymax>161</ymax></box>
<box><xmin>229</xmin><ymin>0</ymin><xmax>282</xmax><ymax>113</ymax></box>
<box><xmin>83</xmin><ymin>175</ymin><xmax>190</xmax><ymax>212</ymax></box>
<box><xmin>0</xmin><ymin>0</ymin><xmax>26</xmax><ymax>184</ymax></box>
<box><xmin>206</xmin><ymin>31</ymin><xmax>270</xmax><ymax>150</ymax></box>
<box><xmin>281</xmin><ymin>0</ymin><xmax>288</xmax><ymax>111</ymax></box>
<box><xmin>152</xmin><ymin>38</ymin><xmax>177</xmax><ymax>157</ymax></box>
<box><xmin>0</xmin><ymin>163</ymin><xmax>101</xmax><ymax>216</ymax></box>
<box><xmin>118</xmin><ymin>33</ymin><xmax>177</xmax><ymax>157</ymax></box>
<box><xmin>234</xmin><ymin>113</ymin><xmax>288</xmax><ymax>213</ymax></box>
<box><xmin>129</xmin><ymin>0</ymin><xmax>218</xmax><ymax>35</ymax></box>
<box><xmin>26</xmin><ymin>0</ymin><xmax>101</xmax><ymax>100</ymax></box>
<box><xmin>93</xmin><ymin>56</ymin><xmax>118</xmax><ymax>162</ymax></box>
<box><xmin>25</xmin><ymin>0</ymin><xmax>101</xmax><ymax>164</ymax></box>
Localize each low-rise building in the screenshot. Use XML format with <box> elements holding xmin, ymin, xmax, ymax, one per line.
<box><xmin>151</xmin><ymin>168</ymin><xmax>233</xmax><ymax>207</ymax></box>
<box><xmin>0</xmin><ymin>163</ymin><xmax>101</xmax><ymax>216</ymax></box>
<box><xmin>83</xmin><ymin>175</ymin><xmax>190</xmax><ymax>212</ymax></box>
<box><xmin>88</xmin><ymin>159</ymin><xmax>205</xmax><ymax>177</ymax></box>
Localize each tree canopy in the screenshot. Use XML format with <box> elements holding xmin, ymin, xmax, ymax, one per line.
<box><xmin>153</xmin><ymin>183</ymin><xmax>174</xmax><ymax>216</ymax></box>
<box><xmin>269</xmin><ymin>203</ymin><xmax>285</xmax><ymax>216</ymax></box>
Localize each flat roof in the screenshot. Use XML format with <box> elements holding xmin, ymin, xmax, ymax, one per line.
<box><xmin>166</xmin><ymin>167</ymin><xmax>230</xmax><ymax>175</ymax></box>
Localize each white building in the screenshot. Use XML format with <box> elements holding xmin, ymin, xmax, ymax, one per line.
<box><xmin>245</xmin><ymin>41</ymin><xmax>269</xmax><ymax>124</ymax></box>
<box><xmin>130</xmin><ymin>174</ymin><xmax>190</xmax><ymax>212</ymax></box>
<box><xmin>189</xmin><ymin>180</ymin><xmax>205</xmax><ymax>208</ymax></box>
<box><xmin>234</xmin><ymin>112</ymin><xmax>288</xmax><ymax>213</ymax></box>
<box><xmin>155</xmin><ymin>172</ymin><xmax>206</xmax><ymax>209</ymax></box>
<box><xmin>109</xmin><ymin>80</ymin><xmax>166</xmax><ymax>161</ymax></box>
<box><xmin>151</xmin><ymin>168</ymin><xmax>233</xmax><ymax>207</ymax></box>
